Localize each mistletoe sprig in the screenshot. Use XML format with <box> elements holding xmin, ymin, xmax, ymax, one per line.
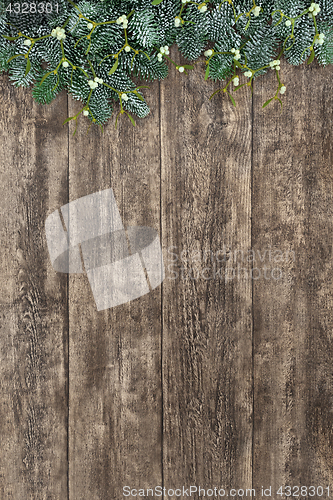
<box><xmin>0</xmin><ymin>0</ymin><xmax>332</xmax><ymax>134</ymax></box>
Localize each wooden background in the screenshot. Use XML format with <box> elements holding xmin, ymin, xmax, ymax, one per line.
<box><xmin>1</xmin><ymin>50</ymin><xmax>333</xmax><ymax>500</ymax></box>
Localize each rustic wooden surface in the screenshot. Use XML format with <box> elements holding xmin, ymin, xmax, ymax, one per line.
<box><xmin>0</xmin><ymin>57</ymin><xmax>333</xmax><ymax>500</ymax></box>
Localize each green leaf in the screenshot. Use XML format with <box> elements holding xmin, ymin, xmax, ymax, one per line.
<box><xmin>25</xmin><ymin>58</ymin><xmax>31</xmax><ymax>77</ymax></box>
<box><xmin>307</xmin><ymin>48</ymin><xmax>315</xmax><ymax>65</ymax></box>
<box><xmin>133</xmin><ymin>91</ymin><xmax>144</xmax><ymax>101</ymax></box>
<box><xmin>125</xmin><ymin>111</ymin><xmax>136</xmax><ymax>127</ymax></box>
<box><xmin>205</xmin><ymin>64</ymin><xmax>209</xmax><ymax>81</ymax></box>
<box><xmin>233</xmin><ymin>83</ymin><xmax>247</xmax><ymax>91</ymax></box>
<box><xmin>227</xmin><ymin>91</ymin><xmax>236</xmax><ymax>107</ymax></box>
<box><xmin>152</xmin><ymin>0</ymin><xmax>164</xmax><ymax>4</ymax></box>
<box><xmin>72</xmin><ymin>119</ymin><xmax>78</xmax><ymax>136</ymax></box>
<box><xmin>63</xmin><ymin>116</ymin><xmax>75</xmax><ymax>125</ymax></box>
<box><xmin>39</xmin><ymin>71</ymin><xmax>53</xmax><ymax>86</ymax></box>
<box><xmin>115</xmin><ymin>110</ymin><xmax>122</xmax><ymax>129</ymax></box>
<box><xmin>182</xmin><ymin>65</ymin><xmax>194</xmax><ymax>69</ymax></box>
<box><xmin>7</xmin><ymin>54</ymin><xmax>23</xmax><ymax>63</ymax></box>
<box><xmin>141</xmin><ymin>51</ymin><xmax>150</xmax><ymax>61</ymax></box>
<box><xmin>262</xmin><ymin>97</ymin><xmax>274</xmax><ymax>108</ymax></box>
<box><xmin>108</xmin><ymin>57</ymin><xmax>118</xmax><ymax>76</ymax></box>
<box><xmin>2</xmin><ymin>35</ymin><xmax>21</xmax><ymax>40</ymax></box>
<box><xmin>209</xmin><ymin>88</ymin><xmax>223</xmax><ymax>100</ymax></box>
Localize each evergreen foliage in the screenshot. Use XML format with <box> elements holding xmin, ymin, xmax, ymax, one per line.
<box><xmin>0</xmin><ymin>0</ymin><xmax>332</xmax><ymax>132</ymax></box>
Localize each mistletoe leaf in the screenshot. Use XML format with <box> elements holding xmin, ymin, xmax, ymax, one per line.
<box><xmin>25</xmin><ymin>58</ymin><xmax>31</xmax><ymax>77</ymax></box>
<box><xmin>108</xmin><ymin>57</ymin><xmax>118</xmax><ymax>75</ymax></box>
<box><xmin>307</xmin><ymin>48</ymin><xmax>315</xmax><ymax>64</ymax></box>
<box><xmin>125</xmin><ymin>111</ymin><xmax>136</xmax><ymax>127</ymax></box>
<box><xmin>262</xmin><ymin>97</ymin><xmax>274</xmax><ymax>108</ymax></box>
<box><xmin>227</xmin><ymin>91</ymin><xmax>236</xmax><ymax>107</ymax></box>
<box><xmin>39</xmin><ymin>71</ymin><xmax>53</xmax><ymax>86</ymax></box>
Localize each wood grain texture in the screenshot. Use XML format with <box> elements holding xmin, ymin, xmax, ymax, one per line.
<box><xmin>0</xmin><ymin>78</ymin><xmax>69</xmax><ymax>499</ymax></box>
<box><xmin>67</xmin><ymin>81</ymin><xmax>162</xmax><ymax>499</ymax></box>
<box><xmin>252</xmin><ymin>62</ymin><xmax>333</xmax><ymax>493</ymax></box>
<box><xmin>160</xmin><ymin>49</ymin><xmax>253</xmax><ymax>498</ymax></box>
<box><xmin>0</xmin><ymin>58</ymin><xmax>333</xmax><ymax>500</ymax></box>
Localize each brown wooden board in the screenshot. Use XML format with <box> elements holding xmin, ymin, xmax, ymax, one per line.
<box><xmin>0</xmin><ymin>76</ymin><xmax>69</xmax><ymax>499</ymax></box>
<box><xmin>160</xmin><ymin>49</ymin><xmax>253</xmax><ymax>499</ymax></box>
<box><xmin>0</xmin><ymin>59</ymin><xmax>332</xmax><ymax>500</ymax></box>
<box><xmin>252</xmin><ymin>62</ymin><xmax>333</xmax><ymax>495</ymax></box>
<box><xmin>67</xmin><ymin>80</ymin><xmax>163</xmax><ymax>499</ymax></box>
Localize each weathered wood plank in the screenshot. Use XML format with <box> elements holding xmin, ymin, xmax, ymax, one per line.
<box><xmin>67</xmin><ymin>81</ymin><xmax>162</xmax><ymax>499</ymax></box>
<box><xmin>0</xmin><ymin>79</ymin><xmax>69</xmax><ymax>499</ymax></box>
<box><xmin>161</xmin><ymin>51</ymin><xmax>253</xmax><ymax>497</ymax></box>
<box><xmin>252</xmin><ymin>62</ymin><xmax>333</xmax><ymax>492</ymax></box>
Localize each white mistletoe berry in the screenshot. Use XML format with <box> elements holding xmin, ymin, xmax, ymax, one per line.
<box><xmin>244</xmin><ymin>70</ymin><xmax>252</xmax><ymax>78</ymax></box>
<box><xmin>204</xmin><ymin>49</ymin><xmax>213</xmax><ymax>57</ymax></box>
<box><xmin>270</xmin><ymin>59</ymin><xmax>280</xmax><ymax>69</ymax></box>
<box><xmin>309</xmin><ymin>3</ymin><xmax>320</xmax><ymax>15</ymax></box>
<box><xmin>199</xmin><ymin>4</ymin><xmax>207</xmax><ymax>12</ymax></box>
<box><xmin>164</xmin><ymin>45</ymin><xmax>170</xmax><ymax>55</ymax></box>
<box><xmin>178</xmin><ymin>66</ymin><xmax>185</xmax><ymax>73</ymax></box>
<box><xmin>285</xmin><ymin>20</ymin><xmax>292</xmax><ymax>26</ymax></box>
<box><xmin>88</xmin><ymin>80</ymin><xmax>98</xmax><ymax>89</ymax></box>
<box><xmin>125</xmin><ymin>45</ymin><xmax>131</xmax><ymax>52</ymax></box>
<box><xmin>62</xmin><ymin>61</ymin><xmax>69</xmax><ymax>67</ymax></box>
<box><xmin>87</xmin><ymin>22</ymin><xmax>93</xmax><ymax>30</ymax></box>
<box><xmin>121</xmin><ymin>93</ymin><xmax>129</xmax><ymax>101</ymax></box>
<box><xmin>98</xmin><ymin>78</ymin><xmax>103</xmax><ymax>84</ymax></box>
<box><xmin>253</xmin><ymin>6</ymin><xmax>261</xmax><ymax>16</ymax></box>
<box><xmin>231</xmin><ymin>48</ymin><xmax>236</xmax><ymax>53</ymax></box>
<box><xmin>83</xmin><ymin>110</ymin><xmax>89</xmax><ymax>116</ymax></box>
<box><xmin>24</xmin><ymin>39</ymin><xmax>32</xmax><ymax>46</ymax></box>
<box><xmin>52</xmin><ymin>27</ymin><xmax>66</xmax><ymax>40</ymax></box>
<box><xmin>233</xmin><ymin>77</ymin><xmax>239</xmax><ymax>86</ymax></box>
<box><xmin>280</xmin><ymin>86</ymin><xmax>286</xmax><ymax>94</ymax></box>
<box><xmin>56</xmin><ymin>31</ymin><xmax>66</xmax><ymax>40</ymax></box>
<box><xmin>157</xmin><ymin>53</ymin><xmax>163</xmax><ymax>61</ymax></box>
<box><xmin>275</xmin><ymin>65</ymin><xmax>281</xmax><ymax>70</ymax></box>
<box><xmin>175</xmin><ymin>17</ymin><xmax>181</xmax><ymax>27</ymax></box>
<box><xmin>117</xmin><ymin>15</ymin><xmax>128</xmax><ymax>27</ymax></box>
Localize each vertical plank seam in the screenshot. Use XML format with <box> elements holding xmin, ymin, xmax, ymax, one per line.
<box><xmin>159</xmin><ymin>78</ymin><xmax>165</xmax><ymax>500</ymax></box>
<box><xmin>67</xmin><ymin>92</ymin><xmax>70</xmax><ymax>500</ymax></box>
<box><xmin>251</xmin><ymin>84</ymin><xmax>254</xmax><ymax>494</ymax></box>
